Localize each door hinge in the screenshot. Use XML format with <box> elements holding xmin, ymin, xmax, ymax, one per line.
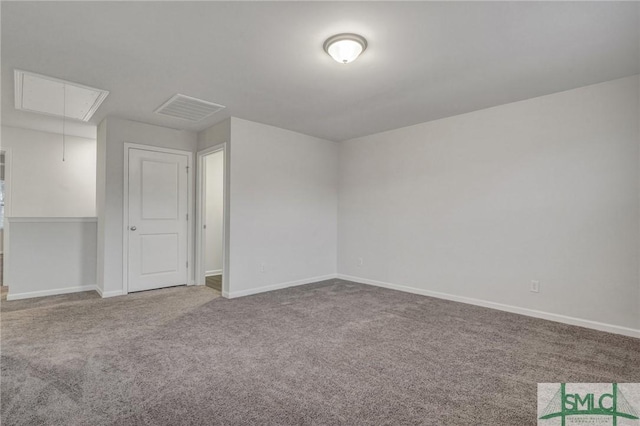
<box><xmin>186</xmin><ymin>213</ymin><xmax>189</xmax><ymax>221</ymax></box>
<box><xmin>186</xmin><ymin>166</ymin><xmax>189</xmax><ymax>173</ymax></box>
<box><xmin>186</xmin><ymin>261</ymin><xmax>189</xmax><ymax>268</ymax></box>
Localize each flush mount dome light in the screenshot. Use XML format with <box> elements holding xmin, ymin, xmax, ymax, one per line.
<box><xmin>323</xmin><ymin>33</ymin><xmax>367</xmax><ymax>64</ymax></box>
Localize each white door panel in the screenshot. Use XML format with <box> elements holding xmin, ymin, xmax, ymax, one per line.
<box><xmin>140</xmin><ymin>234</ymin><xmax>178</xmax><ymax>275</ymax></box>
<box><xmin>141</xmin><ymin>161</ymin><xmax>180</xmax><ymax>219</ymax></box>
<box><xmin>128</xmin><ymin>148</ymin><xmax>188</xmax><ymax>292</ymax></box>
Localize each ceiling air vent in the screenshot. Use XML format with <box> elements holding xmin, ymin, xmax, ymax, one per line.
<box><xmin>14</xmin><ymin>69</ymin><xmax>109</xmax><ymax>122</ymax></box>
<box><xmin>154</xmin><ymin>94</ymin><xmax>225</xmax><ymax>122</ymax></box>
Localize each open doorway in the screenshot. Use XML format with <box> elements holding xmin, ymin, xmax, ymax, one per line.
<box><xmin>196</xmin><ymin>145</ymin><xmax>226</xmax><ymax>294</ymax></box>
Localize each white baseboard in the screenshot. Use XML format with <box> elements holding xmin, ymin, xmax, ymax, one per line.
<box><xmin>226</xmin><ymin>273</ymin><xmax>338</xmax><ymax>299</ymax></box>
<box><xmin>337</xmin><ymin>274</ymin><xmax>640</xmax><ymax>339</ymax></box>
<box><xmin>206</xmin><ymin>270</ymin><xmax>222</xmax><ymax>277</ymax></box>
<box><xmin>99</xmin><ymin>289</ymin><xmax>125</xmax><ymax>298</ymax></box>
<box><xmin>6</xmin><ymin>284</ymin><xmax>98</xmax><ymax>301</ymax></box>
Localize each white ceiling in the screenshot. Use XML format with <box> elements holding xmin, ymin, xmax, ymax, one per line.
<box><xmin>2</xmin><ymin>2</ymin><xmax>638</xmax><ymax>141</ymax></box>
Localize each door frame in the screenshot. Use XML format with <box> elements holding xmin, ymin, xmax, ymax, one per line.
<box><xmin>122</xmin><ymin>143</ymin><xmax>194</xmax><ymax>295</ymax></box>
<box><xmin>195</xmin><ymin>143</ymin><xmax>228</xmax><ymax>296</ymax></box>
<box><xmin>1</xmin><ymin>148</ymin><xmax>12</xmax><ymax>287</ymax></box>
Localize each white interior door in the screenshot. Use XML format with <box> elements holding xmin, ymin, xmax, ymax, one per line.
<box><xmin>127</xmin><ymin>148</ymin><xmax>188</xmax><ymax>292</ymax></box>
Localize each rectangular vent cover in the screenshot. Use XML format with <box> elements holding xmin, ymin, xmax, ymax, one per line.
<box><xmin>154</xmin><ymin>94</ymin><xmax>225</xmax><ymax>121</ymax></box>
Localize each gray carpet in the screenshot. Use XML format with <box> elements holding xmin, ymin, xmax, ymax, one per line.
<box><xmin>2</xmin><ymin>279</ymin><xmax>639</xmax><ymax>425</ymax></box>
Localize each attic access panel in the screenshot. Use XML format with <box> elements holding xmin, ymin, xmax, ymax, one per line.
<box><xmin>14</xmin><ymin>70</ymin><xmax>109</xmax><ymax>122</ymax></box>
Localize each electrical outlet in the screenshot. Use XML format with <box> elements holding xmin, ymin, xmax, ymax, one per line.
<box><xmin>260</xmin><ymin>262</ymin><xmax>266</xmax><ymax>273</ymax></box>
<box><xmin>357</xmin><ymin>257</ymin><xmax>364</xmax><ymax>267</ymax></box>
<box><xmin>530</xmin><ymin>280</ymin><xmax>540</xmax><ymax>293</ymax></box>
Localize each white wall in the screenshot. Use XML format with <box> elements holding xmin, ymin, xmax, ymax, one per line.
<box><xmin>6</xmin><ymin>218</ymin><xmax>97</xmax><ymax>299</ymax></box>
<box><xmin>1</xmin><ymin>126</ymin><xmax>97</xmax><ymax>299</ymax></box>
<box><xmin>96</xmin><ymin>117</ymin><xmax>197</xmax><ymax>296</ymax></box>
<box><xmin>197</xmin><ymin>118</ymin><xmax>230</xmax><ymax>152</ymax></box>
<box><xmin>1</xmin><ymin>126</ymin><xmax>96</xmax><ymax>217</ymax></box>
<box><xmin>205</xmin><ymin>150</ymin><xmax>224</xmax><ymax>275</ymax></box>
<box><xmin>227</xmin><ymin>118</ymin><xmax>338</xmax><ymax>296</ymax></box>
<box><xmin>339</xmin><ymin>75</ymin><xmax>640</xmax><ymax>332</ymax></box>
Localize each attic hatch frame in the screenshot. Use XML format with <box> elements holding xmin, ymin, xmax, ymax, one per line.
<box><xmin>14</xmin><ymin>69</ymin><xmax>109</xmax><ymax>122</ymax></box>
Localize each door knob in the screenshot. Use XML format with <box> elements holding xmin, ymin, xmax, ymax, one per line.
<box><xmin>130</xmin><ymin>226</ymin><xmax>137</xmax><ymax>231</ymax></box>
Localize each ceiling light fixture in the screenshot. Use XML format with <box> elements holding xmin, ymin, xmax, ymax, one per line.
<box><xmin>323</xmin><ymin>33</ymin><xmax>367</xmax><ymax>64</ymax></box>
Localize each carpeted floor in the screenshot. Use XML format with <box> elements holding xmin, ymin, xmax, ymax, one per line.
<box><xmin>1</xmin><ymin>279</ymin><xmax>639</xmax><ymax>425</ymax></box>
